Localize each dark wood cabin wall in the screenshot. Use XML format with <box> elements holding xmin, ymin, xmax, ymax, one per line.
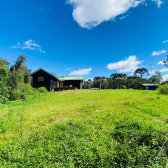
<box><xmin>31</xmin><ymin>70</ymin><xmax>58</xmax><ymax>91</ymax></box>
<box><xmin>142</xmin><ymin>86</ymin><xmax>158</xmax><ymax>90</ymax></box>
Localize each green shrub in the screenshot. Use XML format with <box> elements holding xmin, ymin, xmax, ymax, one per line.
<box><xmin>0</xmin><ymin>95</ymin><xmax>8</xmax><ymax>104</ymax></box>
<box><xmin>9</xmin><ymin>90</ymin><xmax>22</xmax><ymax>101</ymax></box>
<box><xmin>19</xmin><ymin>83</ymin><xmax>36</xmax><ymax>95</ymax></box>
<box><xmin>37</xmin><ymin>87</ymin><xmax>48</xmax><ymax>93</ymax></box>
<box><xmin>122</xmin><ymin>85</ymin><xmax>127</xmax><ymax>89</ymax></box>
<box><xmin>157</xmin><ymin>84</ymin><xmax>168</xmax><ymax>94</ymax></box>
<box><xmin>20</xmin><ymin>93</ymin><xmax>27</xmax><ymax>101</ymax></box>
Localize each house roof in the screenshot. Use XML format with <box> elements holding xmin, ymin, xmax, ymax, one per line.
<box><xmin>142</xmin><ymin>83</ymin><xmax>159</xmax><ymax>86</ymax></box>
<box><xmin>31</xmin><ymin>68</ymin><xmax>61</xmax><ymax>81</ymax></box>
<box><xmin>59</xmin><ymin>76</ymin><xmax>83</xmax><ymax>81</ymax></box>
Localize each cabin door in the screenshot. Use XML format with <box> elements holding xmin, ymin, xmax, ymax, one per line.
<box><xmin>60</xmin><ymin>82</ymin><xmax>63</xmax><ymax>87</ymax></box>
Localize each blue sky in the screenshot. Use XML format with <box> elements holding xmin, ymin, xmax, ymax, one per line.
<box><xmin>0</xmin><ymin>0</ymin><xmax>168</xmax><ymax>81</ymax></box>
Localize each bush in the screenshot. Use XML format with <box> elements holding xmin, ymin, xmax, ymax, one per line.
<box><xmin>19</xmin><ymin>83</ymin><xmax>36</xmax><ymax>95</ymax></box>
<box><xmin>37</xmin><ymin>87</ymin><xmax>48</xmax><ymax>93</ymax></box>
<box><xmin>122</xmin><ymin>85</ymin><xmax>127</xmax><ymax>89</ymax></box>
<box><xmin>0</xmin><ymin>95</ymin><xmax>8</xmax><ymax>104</ymax></box>
<box><xmin>9</xmin><ymin>90</ymin><xmax>22</xmax><ymax>101</ymax></box>
<box><xmin>157</xmin><ymin>84</ymin><xmax>168</xmax><ymax>94</ymax></box>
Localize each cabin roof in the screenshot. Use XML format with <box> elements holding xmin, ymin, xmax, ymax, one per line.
<box><xmin>142</xmin><ymin>83</ymin><xmax>159</xmax><ymax>86</ymax></box>
<box><xmin>59</xmin><ymin>76</ymin><xmax>83</xmax><ymax>81</ymax></box>
<box><xmin>31</xmin><ymin>68</ymin><xmax>61</xmax><ymax>81</ymax></box>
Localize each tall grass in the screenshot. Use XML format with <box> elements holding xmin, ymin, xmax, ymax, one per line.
<box><xmin>0</xmin><ymin>90</ymin><xmax>168</xmax><ymax>167</ymax></box>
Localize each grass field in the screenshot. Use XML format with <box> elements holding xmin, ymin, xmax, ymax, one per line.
<box><xmin>0</xmin><ymin>89</ymin><xmax>168</xmax><ymax>167</ymax></box>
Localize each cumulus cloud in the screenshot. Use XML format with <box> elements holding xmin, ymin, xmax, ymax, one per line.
<box><xmin>162</xmin><ymin>75</ymin><xmax>168</xmax><ymax>81</ymax></box>
<box><xmin>107</xmin><ymin>56</ymin><xmax>143</xmax><ymax>73</ymax></box>
<box><xmin>160</xmin><ymin>68</ymin><xmax>168</xmax><ymax>73</ymax></box>
<box><xmin>151</xmin><ymin>50</ymin><xmax>167</xmax><ymax>56</ymax></box>
<box><xmin>149</xmin><ymin>68</ymin><xmax>168</xmax><ymax>74</ymax></box>
<box><xmin>67</xmin><ymin>0</ymin><xmax>164</xmax><ymax>29</ymax></box>
<box><xmin>120</xmin><ymin>15</ymin><xmax>129</xmax><ymax>20</ymax></box>
<box><xmin>163</xmin><ymin>40</ymin><xmax>168</xmax><ymax>43</ymax></box>
<box><xmin>152</xmin><ymin>0</ymin><xmax>164</xmax><ymax>8</ymax></box>
<box><xmin>12</xmin><ymin>40</ymin><xmax>45</xmax><ymax>53</ymax></box>
<box><xmin>69</xmin><ymin>68</ymin><xmax>92</xmax><ymax>75</ymax></box>
<box><xmin>157</xmin><ymin>60</ymin><xmax>164</xmax><ymax>65</ymax></box>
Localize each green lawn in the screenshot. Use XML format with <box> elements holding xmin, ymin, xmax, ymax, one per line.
<box><xmin>0</xmin><ymin>89</ymin><xmax>168</xmax><ymax>167</ymax></box>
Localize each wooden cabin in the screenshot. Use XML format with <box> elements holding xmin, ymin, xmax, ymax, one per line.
<box><xmin>31</xmin><ymin>68</ymin><xmax>83</xmax><ymax>91</ymax></box>
<box><xmin>142</xmin><ymin>84</ymin><xmax>159</xmax><ymax>90</ymax></box>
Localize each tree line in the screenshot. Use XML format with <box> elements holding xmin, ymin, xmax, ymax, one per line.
<box><xmin>83</xmin><ymin>66</ymin><xmax>166</xmax><ymax>90</ymax></box>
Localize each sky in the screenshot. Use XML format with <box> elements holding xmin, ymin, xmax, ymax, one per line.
<box><xmin>0</xmin><ymin>0</ymin><xmax>168</xmax><ymax>81</ymax></box>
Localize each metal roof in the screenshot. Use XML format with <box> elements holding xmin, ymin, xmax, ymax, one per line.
<box><xmin>59</xmin><ymin>77</ymin><xmax>83</xmax><ymax>81</ymax></box>
<box><xmin>142</xmin><ymin>83</ymin><xmax>159</xmax><ymax>86</ymax></box>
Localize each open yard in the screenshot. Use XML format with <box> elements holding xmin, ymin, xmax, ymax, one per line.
<box><xmin>0</xmin><ymin>89</ymin><xmax>168</xmax><ymax>167</ymax></box>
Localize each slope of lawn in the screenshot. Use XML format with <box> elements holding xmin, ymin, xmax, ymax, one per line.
<box><xmin>0</xmin><ymin>89</ymin><xmax>168</xmax><ymax>167</ymax></box>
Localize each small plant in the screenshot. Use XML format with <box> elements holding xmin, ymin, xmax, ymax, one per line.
<box><xmin>20</xmin><ymin>94</ymin><xmax>26</xmax><ymax>101</ymax></box>
<box><xmin>122</xmin><ymin>85</ymin><xmax>127</xmax><ymax>89</ymax></box>
<box><xmin>37</xmin><ymin>87</ymin><xmax>48</xmax><ymax>93</ymax></box>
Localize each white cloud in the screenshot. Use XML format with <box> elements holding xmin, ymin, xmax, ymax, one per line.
<box><xmin>162</xmin><ymin>75</ymin><xmax>168</xmax><ymax>81</ymax></box>
<box><xmin>160</xmin><ymin>68</ymin><xmax>168</xmax><ymax>73</ymax></box>
<box><xmin>120</xmin><ymin>15</ymin><xmax>129</xmax><ymax>20</ymax></box>
<box><xmin>107</xmin><ymin>56</ymin><xmax>143</xmax><ymax>73</ymax></box>
<box><xmin>157</xmin><ymin>60</ymin><xmax>164</xmax><ymax>65</ymax></box>
<box><xmin>65</xmin><ymin>68</ymin><xmax>72</xmax><ymax>71</ymax></box>
<box><xmin>151</xmin><ymin>50</ymin><xmax>167</xmax><ymax>56</ymax></box>
<box><xmin>69</xmin><ymin>68</ymin><xmax>92</xmax><ymax>75</ymax></box>
<box><xmin>149</xmin><ymin>68</ymin><xmax>168</xmax><ymax>74</ymax></box>
<box><xmin>12</xmin><ymin>39</ymin><xmax>45</xmax><ymax>53</ymax></box>
<box><xmin>152</xmin><ymin>0</ymin><xmax>164</xmax><ymax>8</ymax></box>
<box><xmin>163</xmin><ymin>40</ymin><xmax>168</xmax><ymax>43</ymax></box>
<box><xmin>67</xmin><ymin>0</ymin><xmax>164</xmax><ymax>29</ymax></box>
<box><xmin>11</xmin><ymin>43</ymin><xmax>21</xmax><ymax>48</ymax></box>
<box><xmin>149</xmin><ymin>70</ymin><xmax>156</xmax><ymax>74</ymax></box>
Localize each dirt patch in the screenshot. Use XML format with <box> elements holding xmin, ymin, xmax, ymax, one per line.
<box><xmin>55</xmin><ymin>117</ymin><xmax>68</xmax><ymax>121</ymax></box>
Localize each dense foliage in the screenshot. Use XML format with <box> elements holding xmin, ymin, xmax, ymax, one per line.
<box><xmin>0</xmin><ymin>55</ymin><xmax>48</xmax><ymax>104</ymax></box>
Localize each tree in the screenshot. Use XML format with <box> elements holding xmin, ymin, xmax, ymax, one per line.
<box><xmin>10</xmin><ymin>55</ymin><xmax>32</xmax><ymax>84</ymax></box>
<box><xmin>148</xmin><ymin>75</ymin><xmax>161</xmax><ymax>84</ymax></box>
<box><xmin>0</xmin><ymin>66</ymin><xmax>8</xmax><ymax>79</ymax></box>
<box><xmin>134</xmin><ymin>68</ymin><xmax>149</xmax><ymax>89</ymax></box>
<box><xmin>0</xmin><ymin>58</ymin><xmax>10</xmax><ymax>68</ymax></box>
<box><xmin>163</xmin><ymin>55</ymin><xmax>168</xmax><ymax>67</ymax></box>
<box><xmin>6</xmin><ymin>71</ymin><xmax>24</xmax><ymax>90</ymax></box>
<box><xmin>110</xmin><ymin>73</ymin><xmax>127</xmax><ymax>89</ymax></box>
<box><xmin>10</xmin><ymin>54</ymin><xmax>26</xmax><ymax>72</ymax></box>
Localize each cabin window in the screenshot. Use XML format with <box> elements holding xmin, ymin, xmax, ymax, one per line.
<box><xmin>38</xmin><ymin>77</ymin><xmax>44</xmax><ymax>81</ymax></box>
